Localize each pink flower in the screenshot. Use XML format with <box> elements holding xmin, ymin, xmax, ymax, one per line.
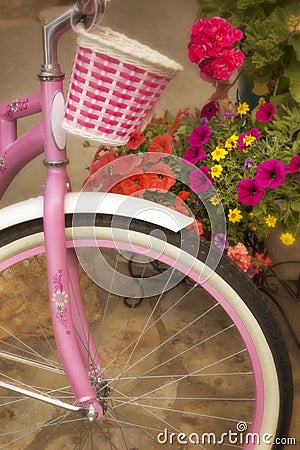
<box><xmin>227</xmin><ymin>242</ymin><xmax>248</xmax><ymax>258</ymax></box>
<box><xmin>210</xmin><ymin>48</ymin><xmax>244</xmax><ymax>81</ymax></box>
<box><xmin>237</xmin><ymin>178</ymin><xmax>265</xmax><ymax>206</ymax></box>
<box><xmin>256</xmin><ymin>159</ymin><xmax>285</xmax><ymax>189</ymax></box>
<box><xmin>207</xmin><ymin>17</ymin><xmax>243</xmax><ymax>47</ymax></box>
<box><xmin>183</xmin><ymin>146</ymin><xmax>206</xmax><ymax>164</ymax></box>
<box><xmin>263</xmin><ymin>256</ymin><xmax>272</xmax><ymax>267</ymax></box>
<box><xmin>188</xmin><ymin>17</ymin><xmax>244</xmax><ymax>82</ymax></box>
<box><xmin>227</xmin><ymin>243</ymin><xmax>252</xmax><ymax>272</ymax></box>
<box><xmin>198</xmin><ymin>58</ymin><xmax>215</xmax><ymax>82</ymax></box>
<box><xmin>256</xmin><ymin>102</ymin><xmax>276</xmax><ymax>122</ymax></box>
<box><xmin>189</xmin><ymin>166</ymin><xmax>212</xmax><ymax>193</ymax></box>
<box><xmin>190</xmin><ymin>17</ymin><xmax>243</xmax><ymax>58</ymax></box>
<box><xmin>188</xmin><ymin>39</ymin><xmax>208</xmax><ymax>63</ymax></box>
<box><xmin>188</xmin><ymin>125</ymin><xmax>211</xmax><ymax>147</ymax></box>
<box><xmin>285</xmin><ymin>155</ymin><xmax>300</xmax><ymax>173</ymax></box>
<box><xmin>198</xmin><ymin>49</ymin><xmax>244</xmax><ymax>82</ymax></box>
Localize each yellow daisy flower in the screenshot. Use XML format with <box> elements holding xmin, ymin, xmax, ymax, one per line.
<box><xmin>242</xmin><ymin>135</ymin><xmax>257</xmax><ymax>147</ymax></box>
<box><xmin>228</xmin><ymin>208</ymin><xmax>243</xmax><ymax>223</ymax></box>
<box><xmin>237</xmin><ymin>102</ymin><xmax>250</xmax><ymax>116</ymax></box>
<box><xmin>265</xmin><ymin>215</ymin><xmax>277</xmax><ymax>228</ymax></box>
<box><xmin>211</xmin><ymin>146</ymin><xmax>228</xmax><ymax>161</ymax></box>
<box><xmin>210</xmin><ymin>164</ymin><xmax>223</xmax><ymax>178</ymax></box>
<box><xmin>210</xmin><ymin>195</ymin><xmax>220</xmax><ymax>206</ymax></box>
<box><xmin>280</xmin><ymin>233</ymin><xmax>296</xmax><ymax>246</ymax></box>
<box><xmin>225</xmin><ymin>135</ymin><xmax>238</xmax><ymax>150</ymax></box>
<box><xmin>259</xmin><ymin>97</ymin><xmax>266</xmax><ymax>105</ymax></box>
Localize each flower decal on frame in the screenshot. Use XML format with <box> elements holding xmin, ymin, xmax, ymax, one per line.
<box><xmin>52</xmin><ymin>290</ymin><xmax>68</xmax><ymax>313</ymax></box>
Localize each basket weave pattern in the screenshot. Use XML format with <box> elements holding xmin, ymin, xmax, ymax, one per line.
<box><xmin>63</xmin><ymin>47</ymin><xmax>170</xmax><ymax>145</ymax></box>
<box><xmin>62</xmin><ymin>25</ymin><xmax>182</xmax><ymax>146</ymax></box>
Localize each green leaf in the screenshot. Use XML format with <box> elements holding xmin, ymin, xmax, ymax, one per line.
<box><xmin>288</xmin><ymin>34</ymin><xmax>300</xmax><ymax>61</ymax></box>
<box><xmin>290</xmin><ymin>201</ymin><xmax>300</xmax><ymax>212</ymax></box>
<box><xmin>285</xmin><ymin>60</ymin><xmax>300</xmax><ymax>103</ymax></box>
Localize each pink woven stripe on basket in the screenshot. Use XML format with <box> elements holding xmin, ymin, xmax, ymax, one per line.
<box><xmin>63</xmin><ymin>46</ymin><xmax>170</xmax><ymax>143</ymax></box>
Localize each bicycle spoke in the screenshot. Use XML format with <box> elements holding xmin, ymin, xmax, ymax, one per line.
<box><xmin>0</xmin><ymin>227</ymin><xmax>288</xmax><ymax>448</ymax></box>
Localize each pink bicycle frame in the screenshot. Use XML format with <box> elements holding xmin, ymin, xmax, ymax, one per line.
<box><xmin>0</xmin><ymin>5</ymin><xmax>104</xmax><ymax>418</ymax></box>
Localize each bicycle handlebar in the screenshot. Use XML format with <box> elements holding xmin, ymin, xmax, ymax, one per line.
<box><xmin>39</xmin><ymin>1</ymin><xmax>109</xmax><ymax>79</ymax></box>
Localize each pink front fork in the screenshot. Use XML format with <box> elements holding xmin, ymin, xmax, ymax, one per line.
<box><xmin>41</xmin><ymin>78</ymin><xmax>103</xmax><ymax>417</ymax></box>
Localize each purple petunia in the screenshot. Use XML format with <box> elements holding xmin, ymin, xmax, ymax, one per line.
<box><xmin>183</xmin><ymin>146</ymin><xmax>206</xmax><ymax>164</ymax></box>
<box><xmin>256</xmin><ymin>102</ymin><xmax>276</xmax><ymax>122</ymax></box>
<box><xmin>214</xmin><ymin>233</ymin><xmax>229</xmax><ymax>251</ymax></box>
<box><xmin>285</xmin><ymin>155</ymin><xmax>300</xmax><ymax>174</ymax></box>
<box><xmin>237</xmin><ymin>178</ymin><xmax>265</xmax><ymax>206</ymax></box>
<box><xmin>256</xmin><ymin>159</ymin><xmax>285</xmax><ymax>188</ymax></box>
<box><xmin>244</xmin><ymin>158</ymin><xmax>253</xmax><ymax>169</ymax></box>
<box><xmin>189</xmin><ymin>166</ymin><xmax>212</xmax><ymax>193</ymax></box>
<box><xmin>188</xmin><ymin>125</ymin><xmax>211</xmax><ymax>147</ymax></box>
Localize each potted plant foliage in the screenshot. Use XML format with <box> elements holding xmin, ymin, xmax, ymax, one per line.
<box><xmin>83</xmin><ymin>16</ymin><xmax>300</xmax><ymax>278</ymax></box>
<box><xmin>197</xmin><ymin>0</ymin><xmax>300</xmax><ymax>105</ymax></box>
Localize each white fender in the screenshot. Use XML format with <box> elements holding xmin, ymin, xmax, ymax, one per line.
<box><xmin>0</xmin><ymin>192</ymin><xmax>194</xmax><ymax>233</ymax></box>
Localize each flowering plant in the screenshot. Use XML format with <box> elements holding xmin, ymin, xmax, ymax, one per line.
<box><xmin>197</xmin><ymin>0</ymin><xmax>300</xmax><ymax>104</ymax></box>
<box><xmin>83</xmin><ymin>17</ymin><xmax>300</xmax><ymax>277</ymax></box>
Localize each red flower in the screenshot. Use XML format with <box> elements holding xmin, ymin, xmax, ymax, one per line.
<box><xmin>169</xmin><ymin>198</ymin><xmax>190</xmax><ymax>216</ymax></box>
<box><xmin>147</xmin><ymin>135</ymin><xmax>173</xmax><ymax>163</ymax></box>
<box><xmin>126</xmin><ymin>130</ymin><xmax>146</xmax><ymax>150</ymax></box>
<box><xmin>89</xmin><ymin>151</ymin><xmax>116</xmax><ymax>175</ymax></box>
<box><xmin>198</xmin><ymin>58</ymin><xmax>215</xmax><ymax>82</ymax></box>
<box><xmin>177</xmin><ymin>190</ymin><xmax>190</xmax><ymax>201</ymax></box>
<box><xmin>186</xmin><ymin>219</ymin><xmax>204</xmax><ymax>235</ymax></box>
<box><xmin>119</xmin><ymin>169</ymin><xmax>150</xmax><ymax>195</ymax></box>
<box><xmin>210</xmin><ymin>48</ymin><xmax>244</xmax><ymax>81</ymax></box>
<box><xmin>146</xmin><ymin>161</ymin><xmax>176</xmax><ymax>192</ymax></box>
<box><xmin>189</xmin><ymin>17</ymin><xmax>243</xmax><ymax>60</ymax></box>
<box><xmin>188</xmin><ymin>17</ymin><xmax>244</xmax><ymax>82</ymax></box>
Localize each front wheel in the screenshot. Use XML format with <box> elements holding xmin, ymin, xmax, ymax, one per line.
<box><xmin>0</xmin><ymin>214</ymin><xmax>293</xmax><ymax>449</ymax></box>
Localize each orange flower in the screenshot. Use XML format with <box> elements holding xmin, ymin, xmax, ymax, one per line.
<box><xmin>177</xmin><ymin>190</ymin><xmax>191</xmax><ymax>201</ymax></box>
<box><xmin>170</xmin><ymin>111</ymin><xmax>182</xmax><ymax>134</ymax></box>
<box><xmin>169</xmin><ymin>200</ymin><xmax>190</xmax><ymax>216</ymax></box>
<box><xmin>146</xmin><ymin>162</ymin><xmax>176</xmax><ymax>192</ymax></box>
<box><xmin>89</xmin><ymin>151</ymin><xmax>116</xmax><ymax>175</ymax></box>
<box><xmin>119</xmin><ymin>169</ymin><xmax>149</xmax><ymax>195</ymax></box>
<box><xmin>126</xmin><ymin>130</ymin><xmax>146</xmax><ymax>150</ymax></box>
<box><xmin>186</xmin><ymin>219</ymin><xmax>204</xmax><ymax>235</ymax></box>
<box><xmin>147</xmin><ymin>135</ymin><xmax>173</xmax><ymax>162</ymax></box>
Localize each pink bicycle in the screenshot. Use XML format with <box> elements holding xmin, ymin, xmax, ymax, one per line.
<box><xmin>0</xmin><ymin>1</ymin><xmax>293</xmax><ymax>448</ymax></box>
